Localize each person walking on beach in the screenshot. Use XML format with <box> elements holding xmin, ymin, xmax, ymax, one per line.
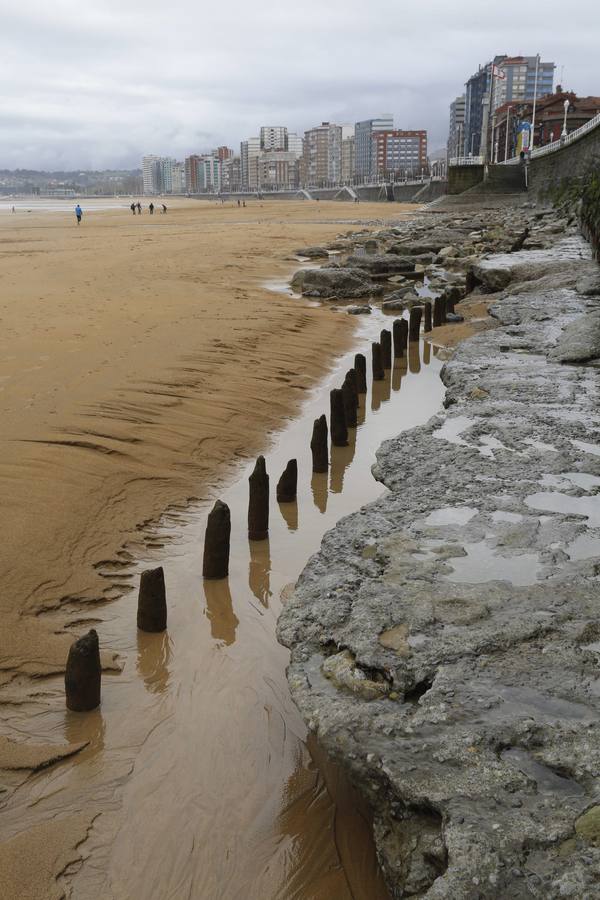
<box><xmin>149</xmin><ymin>202</ymin><xmax>154</xmax><ymax>215</ymax></box>
<box><xmin>75</xmin><ymin>204</ymin><xmax>83</xmax><ymax>225</ymax></box>
<box><xmin>162</xmin><ymin>204</ymin><xmax>167</xmax><ymax>214</ymax></box>
<box><xmin>136</xmin><ymin>202</ymin><xmax>142</xmax><ymax>214</ymax></box>
<box><xmin>130</xmin><ymin>202</ymin><xmax>136</xmax><ymax>215</ymax></box>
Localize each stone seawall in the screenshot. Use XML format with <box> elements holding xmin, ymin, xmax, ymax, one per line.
<box><xmin>529</xmin><ymin>123</ymin><xmax>600</xmax><ymax>203</ymax></box>
<box><xmin>279</xmin><ymin>206</ymin><xmax>600</xmax><ymax>898</ymax></box>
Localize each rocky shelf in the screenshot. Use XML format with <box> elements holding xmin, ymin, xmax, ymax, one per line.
<box><xmin>278</xmin><ymin>205</ymin><xmax>600</xmax><ymax>898</ymax></box>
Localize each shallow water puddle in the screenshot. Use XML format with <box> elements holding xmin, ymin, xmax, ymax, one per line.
<box><xmin>525</xmin><ymin>491</ymin><xmax>600</xmax><ymax>527</ymax></box>
<box><xmin>424</xmin><ymin>506</ymin><xmax>478</xmax><ymax>527</ymax></box>
<box><xmin>2</xmin><ymin>310</ymin><xmax>444</xmax><ymax>899</ymax></box>
<box><xmin>443</xmin><ymin>540</ymin><xmax>541</xmax><ymax>586</ymax></box>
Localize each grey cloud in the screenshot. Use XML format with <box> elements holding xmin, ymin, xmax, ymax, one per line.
<box><xmin>1</xmin><ymin>0</ymin><xmax>597</xmax><ymax>169</ymax></box>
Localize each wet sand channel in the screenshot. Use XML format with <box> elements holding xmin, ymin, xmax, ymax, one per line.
<box><xmin>1</xmin><ymin>302</ymin><xmax>445</xmax><ymax>897</ymax></box>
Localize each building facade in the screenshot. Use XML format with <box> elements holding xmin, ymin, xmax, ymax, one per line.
<box><xmin>240</xmin><ymin>137</ymin><xmax>261</xmax><ymax>189</ymax></box>
<box><xmin>221</xmin><ymin>156</ymin><xmax>242</xmax><ymax>192</ymax></box>
<box><xmin>494</xmin><ymin>91</ymin><xmax>600</xmax><ymax>161</ymax></box>
<box><xmin>142</xmin><ymin>155</ymin><xmax>178</xmax><ymax>194</ymax></box>
<box><xmin>491</xmin><ymin>57</ymin><xmax>555</xmax><ymax>112</ymax></box>
<box><xmin>354</xmin><ymin>115</ymin><xmax>394</xmax><ymax>178</ymax></box>
<box><xmin>302</xmin><ymin>122</ymin><xmax>342</xmax><ymax>185</ymax></box>
<box><xmin>371</xmin><ymin>130</ymin><xmax>428</xmax><ymax>178</ymax></box>
<box><xmin>448</xmin><ymin>95</ymin><xmax>466</xmax><ymax>158</ymax></box>
<box><xmin>260</xmin><ymin>126</ymin><xmax>288</xmax><ymax>151</ymax></box>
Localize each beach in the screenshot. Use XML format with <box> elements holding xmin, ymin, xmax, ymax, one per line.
<box><xmin>0</xmin><ymin>197</ymin><xmax>417</xmax><ymax>898</ymax></box>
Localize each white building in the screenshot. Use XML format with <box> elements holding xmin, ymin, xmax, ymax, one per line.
<box><xmin>142</xmin><ymin>155</ymin><xmax>161</xmax><ymax>194</ymax></box>
<box><xmin>171</xmin><ymin>162</ymin><xmax>186</xmax><ymax>194</ymax></box>
<box><xmin>142</xmin><ymin>155</ymin><xmax>178</xmax><ymax>194</ymax></box>
<box><xmin>240</xmin><ymin>137</ymin><xmax>261</xmax><ymax>189</ymax></box>
<box><xmin>286</xmin><ymin>132</ymin><xmax>304</xmax><ymax>159</ymax></box>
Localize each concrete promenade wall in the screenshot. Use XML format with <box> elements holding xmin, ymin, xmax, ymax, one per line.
<box><xmin>448</xmin><ymin>165</ymin><xmax>485</xmax><ymax>194</ymax></box>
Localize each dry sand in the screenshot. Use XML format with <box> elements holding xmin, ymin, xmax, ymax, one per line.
<box><xmin>0</xmin><ymin>197</ymin><xmax>415</xmax><ymax>897</ymax></box>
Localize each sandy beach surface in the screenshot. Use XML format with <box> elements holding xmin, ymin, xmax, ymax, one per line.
<box><xmin>0</xmin><ymin>197</ymin><xmax>419</xmax><ymax>898</ymax></box>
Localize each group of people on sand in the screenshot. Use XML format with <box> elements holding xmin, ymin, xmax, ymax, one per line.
<box><xmin>130</xmin><ymin>201</ymin><xmax>167</xmax><ymax>215</ymax></box>
<box><xmin>72</xmin><ymin>200</ymin><xmax>169</xmax><ymax>225</ymax></box>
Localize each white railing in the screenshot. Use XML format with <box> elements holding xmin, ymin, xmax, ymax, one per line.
<box><xmin>500</xmin><ymin>111</ymin><xmax>600</xmax><ymax>164</ymax></box>
<box><xmin>449</xmin><ymin>156</ymin><xmax>484</xmax><ymax>167</ymax></box>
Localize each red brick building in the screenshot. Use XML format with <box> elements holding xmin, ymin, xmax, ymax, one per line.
<box><xmin>371</xmin><ymin>130</ymin><xmax>428</xmax><ymax>178</ymax></box>
<box><xmin>494</xmin><ymin>90</ymin><xmax>600</xmax><ymax>161</ymax></box>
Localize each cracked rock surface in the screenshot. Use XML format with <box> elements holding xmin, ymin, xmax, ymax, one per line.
<box><xmin>279</xmin><ymin>219</ymin><xmax>600</xmax><ymax>898</ymax></box>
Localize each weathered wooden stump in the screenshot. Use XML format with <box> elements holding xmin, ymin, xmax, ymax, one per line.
<box><xmin>65</xmin><ymin>629</ymin><xmax>101</xmax><ymax>712</ymax></box>
<box><xmin>393</xmin><ymin>318</ymin><xmax>408</xmax><ymax>358</ymax></box>
<box><xmin>311</xmin><ymin>414</ymin><xmax>328</xmax><ymax>472</ymax></box>
<box><xmin>330</xmin><ymin>388</ymin><xmax>348</xmax><ymax>446</ymax></box>
<box><xmin>372</xmin><ymin>342</ymin><xmax>384</xmax><ymax>381</ymax></box>
<box><xmin>137</xmin><ymin>565</ymin><xmax>167</xmax><ymax>631</ymax></box>
<box><xmin>277</xmin><ymin>459</ymin><xmax>298</xmax><ymax>502</ymax></box>
<box><xmin>354</xmin><ymin>353</ymin><xmax>367</xmax><ymax>393</ymax></box>
<box><xmin>342</xmin><ymin>371</ymin><xmax>358</xmax><ymax>427</ymax></box>
<box><xmin>380</xmin><ymin>329</ymin><xmax>392</xmax><ymax>368</ymax></box>
<box><xmin>248</xmin><ymin>456</ymin><xmax>269</xmax><ymax>540</ymax></box>
<box><xmin>202</xmin><ymin>500</ymin><xmax>231</xmax><ymax>579</ymax></box>
<box><xmin>423</xmin><ymin>301</ymin><xmax>432</xmax><ymax>333</ymax></box>
<box><xmin>433</xmin><ymin>296</ymin><xmax>443</xmax><ymax>327</ymax></box>
<box><xmin>409</xmin><ymin>306</ymin><xmax>422</xmax><ymax>342</ymax></box>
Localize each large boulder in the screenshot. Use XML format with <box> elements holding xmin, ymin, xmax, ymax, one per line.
<box><xmin>290</xmin><ymin>267</ymin><xmax>383</xmax><ymax>299</ymax></box>
<box><xmin>547</xmin><ymin>311</ymin><xmax>600</xmax><ymax>364</ymax></box>
<box><xmin>294</xmin><ymin>246</ymin><xmax>329</xmax><ymax>259</ymax></box>
<box><xmin>344</xmin><ymin>254</ymin><xmax>415</xmax><ymax>276</ymax></box>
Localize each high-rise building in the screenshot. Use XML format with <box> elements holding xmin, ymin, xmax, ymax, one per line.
<box><xmin>491</xmin><ymin>57</ymin><xmax>554</xmax><ymax>112</ymax></box>
<box><xmin>286</xmin><ymin>133</ymin><xmax>304</xmax><ymax>159</ymax></box>
<box><xmin>184</xmin><ymin>154</ymin><xmax>220</xmax><ymax>192</ymax></box>
<box><xmin>257</xmin><ymin>151</ymin><xmax>300</xmax><ymax>190</ymax></box>
<box><xmin>448</xmin><ymin>95</ymin><xmax>466</xmax><ymax>159</ymax></box>
<box><xmin>464</xmin><ymin>55</ymin><xmax>555</xmax><ymax>158</ymax></box>
<box><xmin>216</xmin><ymin>146</ymin><xmax>234</xmax><ymax>162</ymax></box>
<box><xmin>464</xmin><ymin>61</ymin><xmax>498</xmax><ymax>157</ymax></box>
<box><xmin>371</xmin><ymin>131</ymin><xmax>428</xmax><ymax>178</ymax></box>
<box><xmin>142</xmin><ymin>155</ymin><xmax>161</xmax><ymax>194</ymax></box>
<box><xmin>171</xmin><ymin>161</ymin><xmax>186</xmax><ymax>194</ymax></box>
<box><xmin>240</xmin><ymin>137</ymin><xmax>261</xmax><ymax>189</ymax></box>
<box><xmin>354</xmin><ymin>116</ymin><xmax>393</xmax><ymax>178</ymax></box>
<box><xmin>142</xmin><ymin>155</ymin><xmax>177</xmax><ymax>194</ymax></box>
<box><xmin>221</xmin><ymin>156</ymin><xmax>242</xmax><ymax>192</ymax></box>
<box><xmin>302</xmin><ymin>122</ymin><xmax>342</xmax><ymax>185</ymax></box>
<box><xmin>260</xmin><ymin>127</ymin><xmax>288</xmax><ymax>151</ymax></box>
<box><xmin>341</xmin><ymin>132</ymin><xmax>355</xmax><ymax>182</ymax></box>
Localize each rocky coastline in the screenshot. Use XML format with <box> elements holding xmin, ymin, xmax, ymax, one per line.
<box><xmin>279</xmin><ymin>197</ymin><xmax>600</xmax><ymax>898</ymax></box>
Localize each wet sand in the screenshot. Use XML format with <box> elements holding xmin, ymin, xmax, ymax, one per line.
<box><xmin>0</xmin><ymin>199</ymin><xmax>421</xmax><ymax>897</ymax></box>
<box><xmin>0</xmin><ymin>197</ymin><xmax>409</xmax><ymax>674</ymax></box>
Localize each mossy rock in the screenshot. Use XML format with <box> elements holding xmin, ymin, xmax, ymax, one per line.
<box><xmin>575</xmin><ymin>806</ymin><xmax>600</xmax><ymax>845</ymax></box>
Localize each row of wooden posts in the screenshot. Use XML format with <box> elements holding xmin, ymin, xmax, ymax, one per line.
<box><xmin>65</xmin><ymin>297</ymin><xmax>452</xmax><ymax>711</ymax></box>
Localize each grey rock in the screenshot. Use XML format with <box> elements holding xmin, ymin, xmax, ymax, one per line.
<box><xmin>547</xmin><ymin>311</ymin><xmax>600</xmax><ymax>363</ymax></box>
<box><xmin>290</xmin><ymin>267</ymin><xmax>383</xmax><ymax>299</ymax></box>
<box><xmin>294</xmin><ymin>246</ymin><xmax>329</xmax><ymax>259</ymax></box>
<box><xmin>279</xmin><ymin>226</ymin><xmax>600</xmax><ymax>899</ymax></box>
<box><xmin>345</xmin><ymin>254</ymin><xmax>416</xmax><ymax>275</ymax></box>
<box><xmin>576</xmin><ymin>273</ymin><xmax>600</xmax><ymax>297</ymax></box>
<box><xmin>347</xmin><ymin>305</ymin><xmax>372</xmax><ymax>315</ymax></box>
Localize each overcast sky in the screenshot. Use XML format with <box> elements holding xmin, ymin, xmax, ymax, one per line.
<box><xmin>1</xmin><ymin>0</ymin><xmax>597</xmax><ymax>170</ymax></box>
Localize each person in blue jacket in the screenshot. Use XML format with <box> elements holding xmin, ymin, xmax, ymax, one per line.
<box><xmin>75</xmin><ymin>204</ymin><xmax>83</xmax><ymax>225</ymax></box>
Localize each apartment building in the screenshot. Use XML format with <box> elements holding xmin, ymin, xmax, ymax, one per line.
<box><xmin>371</xmin><ymin>130</ymin><xmax>428</xmax><ymax>178</ymax></box>
<box><xmin>354</xmin><ymin>115</ymin><xmax>393</xmax><ymax>178</ymax></box>
<box><xmin>491</xmin><ymin>56</ymin><xmax>555</xmax><ymax>112</ymax></box>
<box><xmin>448</xmin><ymin>95</ymin><xmax>466</xmax><ymax>158</ymax></box>
<box><xmin>302</xmin><ymin>122</ymin><xmax>342</xmax><ymax>184</ymax></box>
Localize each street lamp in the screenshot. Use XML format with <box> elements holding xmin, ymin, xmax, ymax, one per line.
<box><xmin>561</xmin><ymin>99</ymin><xmax>570</xmax><ymax>138</ymax></box>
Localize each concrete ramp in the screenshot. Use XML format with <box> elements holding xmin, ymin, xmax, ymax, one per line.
<box><xmin>332</xmin><ymin>185</ymin><xmax>357</xmax><ymax>202</ymax></box>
